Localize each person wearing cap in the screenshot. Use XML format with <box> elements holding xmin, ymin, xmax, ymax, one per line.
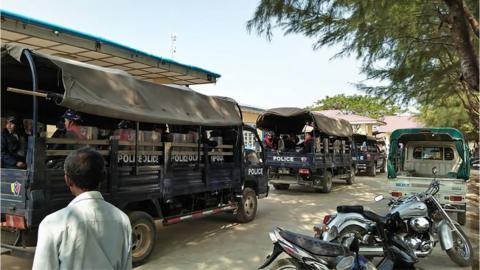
<box><xmin>1</xmin><ymin>116</ymin><xmax>26</xmax><ymax>169</ymax></box>
<box><xmin>62</xmin><ymin>109</ymin><xmax>86</xmax><ymax>140</ymax></box>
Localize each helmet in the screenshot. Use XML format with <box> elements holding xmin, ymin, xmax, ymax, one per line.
<box><xmin>62</xmin><ymin>109</ymin><xmax>81</xmax><ymax>121</ymax></box>
<box><xmin>6</xmin><ymin>116</ymin><xmax>18</xmax><ymax>125</ymax></box>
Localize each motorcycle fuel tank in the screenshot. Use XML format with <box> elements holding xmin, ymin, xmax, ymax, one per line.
<box><xmin>391</xmin><ymin>201</ymin><xmax>428</xmax><ymax>218</ymax></box>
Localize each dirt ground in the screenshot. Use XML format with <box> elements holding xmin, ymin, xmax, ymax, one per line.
<box><xmin>1</xmin><ymin>173</ymin><xmax>479</xmax><ymax>269</ymax></box>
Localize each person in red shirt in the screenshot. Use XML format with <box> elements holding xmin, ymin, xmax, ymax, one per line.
<box><xmin>62</xmin><ymin>110</ymin><xmax>85</xmax><ymax>140</ymax></box>
<box><xmin>263</xmin><ymin>133</ymin><xmax>274</xmax><ymax>149</ymax></box>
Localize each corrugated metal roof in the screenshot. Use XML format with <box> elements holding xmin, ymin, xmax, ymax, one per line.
<box><xmin>0</xmin><ymin>10</ymin><xmax>220</xmax><ymax>85</ymax></box>
<box><xmin>377</xmin><ymin>115</ymin><xmax>424</xmax><ymax>133</ymax></box>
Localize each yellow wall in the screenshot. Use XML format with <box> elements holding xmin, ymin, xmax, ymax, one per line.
<box><xmin>242</xmin><ymin>111</ymin><xmax>260</xmax><ymax>125</ymax></box>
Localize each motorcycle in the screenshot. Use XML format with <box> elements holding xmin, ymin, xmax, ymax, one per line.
<box><xmin>259</xmin><ymin>211</ymin><xmax>418</xmax><ymax>270</ymax></box>
<box><xmin>317</xmin><ymin>167</ymin><xmax>472</xmax><ymax>267</ymax></box>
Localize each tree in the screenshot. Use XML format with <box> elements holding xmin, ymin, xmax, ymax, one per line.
<box><xmin>247</xmin><ymin>0</ymin><xmax>479</xmax><ymax>128</ymax></box>
<box><xmin>419</xmin><ymin>97</ymin><xmax>478</xmax><ymax>141</ymax></box>
<box><xmin>306</xmin><ymin>94</ymin><xmax>405</xmax><ymax>119</ymax></box>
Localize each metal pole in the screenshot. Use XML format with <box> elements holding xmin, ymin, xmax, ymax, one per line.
<box><xmin>23</xmin><ymin>50</ymin><xmax>38</xmax><ymax>170</ymax></box>
<box><xmin>135</xmin><ymin>121</ymin><xmax>139</xmax><ymax>175</ymax></box>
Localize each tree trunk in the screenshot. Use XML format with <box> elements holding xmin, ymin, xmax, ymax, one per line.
<box><xmin>462</xmin><ymin>0</ymin><xmax>479</xmax><ymax>37</ymax></box>
<box><xmin>444</xmin><ymin>0</ymin><xmax>479</xmax><ymax>92</ymax></box>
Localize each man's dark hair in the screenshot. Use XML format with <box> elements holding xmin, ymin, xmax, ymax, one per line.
<box><xmin>64</xmin><ymin>147</ymin><xmax>105</xmax><ymax>190</ymax></box>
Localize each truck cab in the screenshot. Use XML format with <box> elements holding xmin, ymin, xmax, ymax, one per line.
<box><xmin>387</xmin><ymin>128</ymin><xmax>470</xmax><ymax>225</ymax></box>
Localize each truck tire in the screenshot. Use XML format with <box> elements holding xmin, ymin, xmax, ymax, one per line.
<box><xmin>235</xmin><ymin>187</ymin><xmax>257</xmax><ymax>223</ymax></box>
<box><xmin>273</xmin><ymin>183</ymin><xmax>290</xmax><ymax>190</ymax></box>
<box><xmin>379</xmin><ymin>160</ymin><xmax>386</xmax><ymax>173</ymax></box>
<box><xmin>346</xmin><ymin>167</ymin><xmax>355</xmax><ymax>185</ymax></box>
<box><xmin>316</xmin><ymin>171</ymin><xmax>332</xmax><ymax>193</ymax></box>
<box><xmin>457</xmin><ymin>205</ymin><xmax>466</xmax><ymax>226</ymax></box>
<box><xmin>128</xmin><ymin>211</ymin><xmax>157</xmax><ymax>265</ymax></box>
<box><xmin>368</xmin><ymin>164</ymin><xmax>376</xmax><ymax>177</ymax></box>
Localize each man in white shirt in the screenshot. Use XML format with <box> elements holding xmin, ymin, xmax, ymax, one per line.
<box><xmin>32</xmin><ymin>147</ymin><xmax>132</xmax><ymax>270</ymax></box>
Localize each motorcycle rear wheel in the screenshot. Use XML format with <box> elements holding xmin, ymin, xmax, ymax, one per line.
<box><xmin>269</xmin><ymin>258</ymin><xmax>300</xmax><ymax>269</ymax></box>
<box><xmin>446</xmin><ymin>224</ymin><xmax>472</xmax><ymax>267</ymax></box>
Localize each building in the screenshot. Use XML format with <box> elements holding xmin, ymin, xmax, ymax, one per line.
<box><xmin>376</xmin><ymin>115</ymin><xmax>425</xmax><ymax>147</ymax></box>
<box><xmin>316</xmin><ymin>110</ymin><xmax>385</xmax><ymax>136</ymax></box>
<box><xmin>240</xmin><ymin>105</ymin><xmax>266</xmax><ymax>148</ymax></box>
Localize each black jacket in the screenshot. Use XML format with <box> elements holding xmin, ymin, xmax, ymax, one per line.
<box><xmin>301</xmin><ymin>139</ymin><xmax>314</xmax><ymax>153</ymax></box>
<box><xmin>1</xmin><ymin>129</ymin><xmax>23</xmax><ymax>168</ymax></box>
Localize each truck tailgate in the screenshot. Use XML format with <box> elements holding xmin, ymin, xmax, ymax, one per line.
<box><xmin>389</xmin><ymin>176</ymin><xmax>467</xmax><ymax>204</ymax></box>
<box><xmin>1</xmin><ymin>169</ymin><xmax>27</xmax><ymax>213</ymax></box>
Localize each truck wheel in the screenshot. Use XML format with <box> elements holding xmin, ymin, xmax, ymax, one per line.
<box><xmin>379</xmin><ymin>161</ymin><xmax>386</xmax><ymax>173</ymax></box>
<box><xmin>128</xmin><ymin>211</ymin><xmax>157</xmax><ymax>265</ymax></box>
<box><xmin>316</xmin><ymin>171</ymin><xmax>332</xmax><ymax>193</ymax></box>
<box><xmin>346</xmin><ymin>167</ymin><xmax>355</xmax><ymax>185</ymax></box>
<box><xmin>457</xmin><ymin>205</ymin><xmax>466</xmax><ymax>226</ymax></box>
<box><xmin>368</xmin><ymin>165</ymin><xmax>376</xmax><ymax>177</ymax></box>
<box><xmin>273</xmin><ymin>183</ymin><xmax>290</xmax><ymax>190</ymax></box>
<box><xmin>235</xmin><ymin>187</ymin><xmax>257</xmax><ymax>223</ymax></box>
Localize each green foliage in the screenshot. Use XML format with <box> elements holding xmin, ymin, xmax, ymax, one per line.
<box><xmin>247</xmin><ymin>0</ymin><xmax>479</xmax><ymax>126</ymax></box>
<box><xmin>418</xmin><ymin>97</ymin><xmax>478</xmax><ymax>141</ymax></box>
<box><xmin>306</xmin><ymin>94</ymin><xmax>405</xmax><ymax>119</ymax></box>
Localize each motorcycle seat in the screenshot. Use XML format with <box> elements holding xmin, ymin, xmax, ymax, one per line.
<box><xmin>337</xmin><ymin>205</ymin><xmax>364</xmax><ymax>213</ymax></box>
<box><xmin>279</xmin><ymin>230</ymin><xmax>350</xmax><ymax>257</ymax></box>
<box><xmin>337</xmin><ymin>205</ymin><xmax>387</xmax><ymax>224</ymax></box>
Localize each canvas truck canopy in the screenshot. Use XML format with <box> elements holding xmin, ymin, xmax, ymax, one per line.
<box><xmin>387</xmin><ymin>128</ymin><xmax>470</xmax><ymax>180</ymax></box>
<box><xmin>256</xmin><ymin>107</ymin><xmax>353</xmax><ymax>137</ymax></box>
<box><xmin>1</xmin><ymin>43</ymin><xmax>242</xmax><ymax>126</ymax></box>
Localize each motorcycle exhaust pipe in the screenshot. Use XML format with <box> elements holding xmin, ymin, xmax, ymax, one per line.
<box><xmin>359</xmin><ymin>247</ymin><xmax>384</xmax><ymax>257</ymax></box>
<box><xmin>359</xmin><ymin>247</ymin><xmax>433</xmax><ymax>258</ymax></box>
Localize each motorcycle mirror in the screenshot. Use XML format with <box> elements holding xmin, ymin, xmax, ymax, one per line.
<box><xmin>374</xmin><ymin>195</ymin><xmax>384</xmax><ymax>202</ymax></box>
<box><xmin>432</xmin><ymin>167</ymin><xmax>438</xmax><ymax>175</ymax></box>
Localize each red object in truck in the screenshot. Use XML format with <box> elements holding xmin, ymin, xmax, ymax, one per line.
<box><xmin>1</xmin><ymin>214</ymin><xmax>26</xmax><ymax>229</ymax></box>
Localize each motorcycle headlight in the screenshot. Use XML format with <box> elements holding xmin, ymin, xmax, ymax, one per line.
<box><xmin>335</xmin><ymin>256</ymin><xmax>354</xmax><ymax>270</ymax></box>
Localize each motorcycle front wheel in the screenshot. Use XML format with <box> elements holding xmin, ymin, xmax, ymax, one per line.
<box><xmin>446</xmin><ymin>224</ymin><xmax>473</xmax><ymax>267</ymax></box>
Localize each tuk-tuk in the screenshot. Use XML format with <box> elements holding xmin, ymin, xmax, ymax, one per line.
<box><xmin>256</xmin><ymin>108</ymin><xmax>355</xmax><ymax>193</ymax></box>
<box><xmin>1</xmin><ymin>43</ymin><xmax>268</xmax><ymax>263</ymax></box>
<box><xmin>387</xmin><ymin>128</ymin><xmax>470</xmax><ymax>225</ymax></box>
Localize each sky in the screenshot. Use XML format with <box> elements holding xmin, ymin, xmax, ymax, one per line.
<box><xmin>1</xmin><ymin>0</ymin><xmax>369</xmax><ymax>109</ymax></box>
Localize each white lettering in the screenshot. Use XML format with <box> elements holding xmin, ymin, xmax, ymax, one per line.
<box><xmin>248</xmin><ymin>168</ymin><xmax>264</xmax><ymax>175</ymax></box>
<box><xmin>272</xmin><ymin>156</ymin><xmax>294</xmax><ymax>162</ymax></box>
<box><xmin>117</xmin><ymin>154</ymin><xmax>160</xmax><ymax>164</ymax></box>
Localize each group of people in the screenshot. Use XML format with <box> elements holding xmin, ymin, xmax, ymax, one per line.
<box><xmin>263</xmin><ymin>132</ymin><xmax>314</xmax><ymax>153</ymax></box>
<box><xmin>1</xmin><ymin>109</ymin><xmax>84</xmax><ymax>169</ymax></box>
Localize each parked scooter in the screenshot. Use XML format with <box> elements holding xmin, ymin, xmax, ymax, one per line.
<box><xmin>259</xmin><ymin>211</ymin><xmax>418</xmax><ymax>270</ymax></box>
<box><xmin>317</xmin><ymin>167</ymin><xmax>473</xmax><ymax>267</ymax></box>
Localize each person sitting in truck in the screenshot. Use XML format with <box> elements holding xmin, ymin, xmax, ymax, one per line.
<box><xmin>62</xmin><ymin>109</ymin><xmax>86</xmax><ymax>140</ymax></box>
<box><xmin>264</xmin><ymin>132</ymin><xmax>274</xmax><ymax>149</ymax></box>
<box><xmin>1</xmin><ymin>116</ymin><xmax>27</xmax><ymax>169</ymax></box>
<box><xmin>284</xmin><ymin>134</ymin><xmax>296</xmax><ymax>151</ymax></box>
<box><xmin>301</xmin><ymin>132</ymin><xmax>314</xmax><ymax>153</ymax></box>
